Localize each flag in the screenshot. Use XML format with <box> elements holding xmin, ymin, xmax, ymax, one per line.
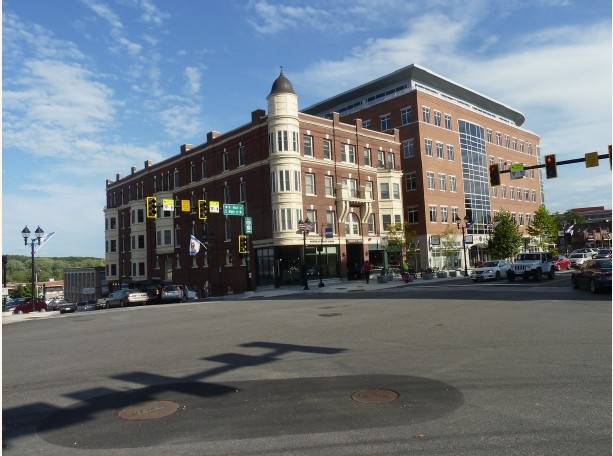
<box><xmin>565</xmin><ymin>224</ymin><xmax>575</xmax><ymax>235</ymax></box>
<box><xmin>35</xmin><ymin>231</ymin><xmax>55</xmax><ymax>253</ymax></box>
<box><xmin>189</xmin><ymin>235</ymin><xmax>201</xmax><ymax>256</ymax></box>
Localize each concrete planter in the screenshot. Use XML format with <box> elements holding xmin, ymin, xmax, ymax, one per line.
<box><xmin>436</xmin><ymin>271</ymin><xmax>448</xmax><ymax>278</ymax></box>
<box><xmin>377</xmin><ymin>276</ymin><xmax>387</xmax><ymax>283</ymax></box>
<box><xmin>449</xmin><ymin>270</ymin><xmax>458</xmax><ymax>277</ymax></box>
<box><xmin>384</xmin><ymin>274</ymin><xmax>394</xmax><ymax>282</ymax></box>
<box><xmin>421</xmin><ymin>273</ymin><xmax>434</xmax><ymax>280</ymax></box>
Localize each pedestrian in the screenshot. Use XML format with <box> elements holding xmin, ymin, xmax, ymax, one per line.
<box><xmin>362</xmin><ymin>260</ymin><xmax>372</xmax><ymax>284</ymax></box>
<box><xmin>203</xmin><ymin>280</ymin><xmax>210</xmax><ymax>299</ymax></box>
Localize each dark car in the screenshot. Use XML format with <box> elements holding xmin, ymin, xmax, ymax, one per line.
<box><xmin>571</xmin><ymin>259</ymin><xmax>612</xmax><ymax>293</ymax></box>
<box><xmin>593</xmin><ymin>249</ymin><xmax>612</xmax><ymax>259</ymax></box>
<box><xmin>12</xmin><ymin>298</ymin><xmax>47</xmax><ymax>314</ymax></box>
<box><xmin>59</xmin><ymin>301</ymin><xmax>78</xmax><ymax>314</ymax></box>
<box><xmin>552</xmin><ymin>255</ymin><xmax>571</xmax><ymax>271</ymax></box>
<box><xmin>76</xmin><ymin>300</ymin><xmax>97</xmax><ymax>312</ymax></box>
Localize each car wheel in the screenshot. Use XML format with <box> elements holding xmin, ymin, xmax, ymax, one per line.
<box><xmin>60</xmin><ymin>309</ymin><xmax>65</xmax><ymax>314</ymax></box>
<box><xmin>548</xmin><ymin>268</ymin><xmax>555</xmax><ymax>280</ymax></box>
<box><xmin>106</xmin><ymin>303</ymin><xmax>109</xmax><ymax>309</ymax></box>
<box><xmin>535</xmin><ymin>269</ymin><xmax>543</xmax><ymax>281</ymax></box>
<box><xmin>120</xmin><ymin>300</ymin><xmax>124</xmax><ymax>308</ymax></box>
<box><xmin>589</xmin><ymin>280</ymin><xmax>598</xmax><ymax>294</ymax></box>
<box><xmin>507</xmin><ymin>271</ymin><xmax>515</xmax><ymax>282</ymax></box>
<box><xmin>495</xmin><ymin>271</ymin><xmax>501</xmax><ymax>280</ymax></box>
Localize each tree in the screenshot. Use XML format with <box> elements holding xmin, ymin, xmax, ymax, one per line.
<box><xmin>439</xmin><ymin>225</ymin><xmax>459</xmax><ymax>269</ymax></box>
<box><xmin>490</xmin><ymin>210</ymin><xmax>523</xmax><ymax>259</ymax></box>
<box><xmin>527</xmin><ymin>205</ymin><xmax>558</xmax><ymax>251</ymax></box>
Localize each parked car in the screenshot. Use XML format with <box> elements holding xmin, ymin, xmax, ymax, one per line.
<box><xmin>12</xmin><ymin>298</ymin><xmax>47</xmax><ymax>314</ymax></box>
<box><xmin>570</xmin><ymin>248</ymin><xmax>599</xmax><ymax>255</ymax></box>
<box><xmin>105</xmin><ymin>289</ymin><xmax>149</xmax><ymax>308</ymax></box>
<box><xmin>569</xmin><ymin>252</ymin><xmax>592</xmax><ymax>269</ymax></box>
<box><xmin>59</xmin><ymin>301</ymin><xmax>78</xmax><ymax>314</ymax></box>
<box><xmin>76</xmin><ymin>300</ymin><xmax>97</xmax><ymax>312</ymax></box>
<box><xmin>469</xmin><ymin>260</ymin><xmax>511</xmax><ymax>281</ymax></box>
<box><xmin>4</xmin><ymin>298</ymin><xmax>25</xmax><ymax>312</ymax></box>
<box><xmin>160</xmin><ymin>285</ymin><xmax>198</xmax><ymax>303</ymax></box>
<box><xmin>593</xmin><ymin>249</ymin><xmax>612</xmax><ymax>259</ymax></box>
<box><xmin>571</xmin><ymin>259</ymin><xmax>612</xmax><ymax>293</ymax></box>
<box><xmin>552</xmin><ymin>255</ymin><xmax>571</xmax><ymax>271</ymax></box>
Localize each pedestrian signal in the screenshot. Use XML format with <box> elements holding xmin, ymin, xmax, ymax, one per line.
<box><xmin>544</xmin><ymin>154</ymin><xmax>557</xmax><ymax>179</ymax></box>
<box><xmin>146</xmin><ymin>197</ymin><xmax>157</xmax><ymax>218</ymax></box>
<box><xmin>488</xmin><ymin>164</ymin><xmax>501</xmax><ymax>186</ymax></box>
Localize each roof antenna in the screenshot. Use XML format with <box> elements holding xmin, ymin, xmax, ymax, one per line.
<box><xmin>280</xmin><ymin>65</ymin><xmax>283</xmax><ymax>75</ymax></box>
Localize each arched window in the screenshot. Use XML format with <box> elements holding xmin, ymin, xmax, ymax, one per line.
<box><xmin>345</xmin><ymin>213</ymin><xmax>360</xmax><ymax>235</ymax></box>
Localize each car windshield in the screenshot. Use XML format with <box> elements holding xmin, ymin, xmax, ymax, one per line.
<box><xmin>481</xmin><ymin>261</ymin><xmax>498</xmax><ymax>267</ymax></box>
<box><xmin>517</xmin><ymin>254</ymin><xmax>540</xmax><ymax>261</ymax></box>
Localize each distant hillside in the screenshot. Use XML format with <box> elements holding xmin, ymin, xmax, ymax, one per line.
<box><xmin>4</xmin><ymin>255</ymin><xmax>105</xmax><ymax>284</ymax></box>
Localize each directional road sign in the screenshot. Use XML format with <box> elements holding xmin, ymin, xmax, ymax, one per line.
<box><xmin>223</xmin><ymin>204</ymin><xmax>244</xmax><ymax>216</ymax></box>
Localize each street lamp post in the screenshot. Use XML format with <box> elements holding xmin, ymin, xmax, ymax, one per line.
<box><xmin>298</xmin><ymin>218</ymin><xmax>311</xmax><ymax>291</ymax></box>
<box><xmin>455</xmin><ymin>216</ymin><xmax>469</xmax><ymax>277</ymax></box>
<box><xmin>318</xmin><ymin>223</ymin><xmax>325</xmax><ymax>288</ymax></box>
<box><xmin>22</xmin><ymin>225</ymin><xmax>44</xmax><ymax>312</ymax></box>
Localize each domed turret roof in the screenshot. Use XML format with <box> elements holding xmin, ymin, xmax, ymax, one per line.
<box><xmin>269</xmin><ymin>68</ymin><xmax>295</xmax><ymax>95</ymax></box>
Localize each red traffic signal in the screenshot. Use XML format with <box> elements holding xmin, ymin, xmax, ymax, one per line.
<box><xmin>488</xmin><ymin>164</ymin><xmax>501</xmax><ymax>186</ymax></box>
<box><xmin>544</xmin><ymin>154</ymin><xmax>557</xmax><ymax>179</ymax></box>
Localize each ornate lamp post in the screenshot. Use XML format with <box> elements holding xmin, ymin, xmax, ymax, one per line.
<box><xmin>298</xmin><ymin>218</ymin><xmax>311</xmax><ymax>290</ymax></box>
<box><xmin>455</xmin><ymin>216</ymin><xmax>470</xmax><ymax>277</ymax></box>
<box><xmin>22</xmin><ymin>225</ymin><xmax>44</xmax><ymax>312</ymax></box>
<box><xmin>318</xmin><ymin>223</ymin><xmax>325</xmax><ymax>288</ymax></box>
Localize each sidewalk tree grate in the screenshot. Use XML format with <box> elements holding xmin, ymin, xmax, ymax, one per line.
<box><xmin>350</xmin><ymin>388</ymin><xmax>399</xmax><ymax>404</ymax></box>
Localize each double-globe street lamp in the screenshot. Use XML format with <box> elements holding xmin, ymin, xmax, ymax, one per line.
<box><xmin>298</xmin><ymin>218</ymin><xmax>311</xmax><ymax>291</ymax></box>
<box><xmin>21</xmin><ymin>225</ymin><xmax>44</xmax><ymax>312</ymax></box>
<box><xmin>455</xmin><ymin>216</ymin><xmax>470</xmax><ymax>277</ymax></box>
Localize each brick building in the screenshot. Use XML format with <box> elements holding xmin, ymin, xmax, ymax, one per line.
<box><xmin>104</xmin><ymin>64</ymin><xmax>543</xmax><ymax>295</ymax></box>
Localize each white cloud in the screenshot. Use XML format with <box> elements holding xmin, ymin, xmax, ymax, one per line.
<box><xmin>184</xmin><ymin>66</ymin><xmax>201</xmax><ymax>95</ymax></box>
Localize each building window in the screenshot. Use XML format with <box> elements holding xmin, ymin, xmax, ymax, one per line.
<box><xmin>501</xmin><ymin>185</ymin><xmax>507</xmax><ymax>199</ymax></box>
<box><xmin>392</xmin><ymin>183</ymin><xmax>400</xmax><ymax>199</ymax></box>
<box><xmin>447</xmin><ymin>145</ymin><xmax>454</xmax><ymax>161</ymax></box>
<box><xmin>402</xmin><ymin>139</ymin><xmax>414</xmax><ymax>158</ymax></box>
<box><xmin>492</xmin><ymin>186</ymin><xmax>498</xmax><ymax>198</ymax></box>
<box><xmin>324</xmin><ymin>176</ymin><xmax>334</xmax><ymax>196</ymax></box>
<box><xmin>425</xmin><ymin>139</ymin><xmax>432</xmax><ymax>157</ymax></box>
<box><xmin>444</xmin><ymin>114</ymin><xmax>452</xmax><ymax>130</ymax></box>
<box><xmin>516</xmin><ymin>187</ymin><xmax>522</xmax><ymax>201</ymax></box>
<box><xmin>110</xmin><ymin>239</ymin><xmax>117</xmax><ymax>252</ymax></box>
<box><xmin>486</xmin><ymin>129</ymin><xmax>492</xmax><ymax>143</ymax></box>
<box><xmin>429</xmin><ymin>205</ymin><xmax>437</xmax><ymax>223</ymax></box>
<box><xmin>363</xmin><ymin>147</ymin><xmax>371</xmax><ymax>166</ymax></box>
<box><xmin>422</xmin><ymin>106</ymin><xmax>430</xmax><ymax>123</ymax></box>
<box><xmin>305</xmin><ymin>173</ymin><xmax>315</xmax><ymax>194</ymax></box>
<box><xmin>407</xmin><ymin>206</ymin><xmax>419</xmax><ymax>224</ymax></box>
<box><xmin>380</xmin><ymin>114</ymin><xmax>392</xmax><ymax>131</ymax></box>
<box><xmin>449</xmin><ymin>176</ymin><xmax>456</xmax><ymax>192</ymax></box>
<box><xmin>436</xmin><ymin>142</ymin><xmax>443</xmax><ymax>159</ymax></box>
<box><xmin>505</xmin><ymin>135</ymin><xmax>510</xmax><ymax>148</ymax></box>
<box><xmin>223</xmin><ymin>151</ymin><xmax>229</xmax><ymax>171</ymax></box>
<box><xmin>524</xmin><ymin>189</ymin><xmax>530</xmax><ymax>200</ymax></box>
<box><xmin>280</xmin><ymin>208</ymin><xmax>292</xmax><ymax>231</ymax></box>
<box><xmin>202</xmin><ymin>160</ymin><xmax>208</xmax><ymax>179</ymax></box>
<box><xmin>326</xmin><ymin>211</ymin><xmax>336</xmax><ymax>232</ymax></box>
<box><xmin>239</xmin><ymin>181</ymin><xmax>247</xmax><ymax>202</ymax></box>
<box><xmin>323</xmin><ymin>139</ymin><xmax>332</xmax><ymax>159</ymax></box>
<box><xmin>367</xmin><ymin>214</ymin><xmax>375</xmax><ymax>234</ymax></box>
<box><xmin>238</xmin><ymin>146</ymin><xmax>245</xmax><ymax>166</ymax></box>
<box><xmin>380</xmin><ymin>183</ymin><xmax>390</xmax><ymax>200</ymax></box>
<box><xmin>306</xmin><ymin>209</ymin><xmax>317</xmax><ymax>233</ymax></box>
<box><xmin>292</xmin><ymin>132</ymin><xmax>298</xmax><ymax>152</ymax></box>
<box><xmin>303</xmin><ymin>135</ymin><xmax>313</xmax><ymax>156</ymax></box>
<box><xmin>405</xmin><ymin>172</ymin><xmax>417</xmax><ymax>191</ymax></box>
<box><xmin>434</xmin><ymin>111</ymin><xmax>441</xmax><ymax>127</ymax></box>
<box><xmin>362</xmin><ymin>119</ymin><xmax>371</xmax><ymax>129</ymax></box>
<box><xmin>427</xmin><ymin>172</ymin><xmax>435</xmax><ymax>189</ymax></box>
<box><xmin>279</xmin><ymin>170</ymin><xmax>290</xmax><ymax>192</ymax></box>
<box><xmin>496</xmin><ymin>132</ymin><xmax>501</xmax><ymax>146</ymax></box>
<box><xmin>388</xmin><ymin>152</ymin><xmax>395</xmax><ymax>169</ymax></box>
<box><xmin>364</xmin><ymin>181</ymin><xmax>373</xmax><ymax>199</ymax></box>
<box><xmin>377</xmin><ymin>150</ymin><xmax>385</xmax><ymax>168</ymax></box>
<box><xmin>341</xmin><ymin>144</ymin><xmax>356</xmax><ymax>163</ymax></box>
<box><xmin>343</xmin><ymin>178</ymin><xmax>358</xmax><ymax>197</ymax></box>
<box><xmin>382</xmin><ymin>214</ymin><xmax>392</xmax><ymax>231</ymax></box>
<box><xmin>345</xmin><ymin>213</ymin><xmax>360</xmax><ymax>235</ymax></box>
<box><xmin>400</xmin><ymin>106</ymin><xmax>412</xmax><ymax>125</ymax></box>
<box><xmin>190</xmin><ymin>163</ymin><xmax>196</xmax><ymax>182</ymax></box>
<box><xmin>439</xmin><ymin>173</ymin><xmax>446</xmax><ymax>191</ymax></box>
<box><xmin>441</xmin><ymin>206</ymin><xmax>448</xmax><ymax>223</ymax></box>
<box><xmin>224</xmin><ymin>184</ymin><xmax>231</xmax><ymax>203</ymax></box>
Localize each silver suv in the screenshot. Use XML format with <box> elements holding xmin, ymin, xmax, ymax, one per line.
<box><xmin>507</xmin><ymin>252</ymin><xmax>555</xmax><ymax>282</ymax></box>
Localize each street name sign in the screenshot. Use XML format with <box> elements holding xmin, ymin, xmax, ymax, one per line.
<box><xmin>223</xmin><ymin>204</ymin><xmax>244</xmax><ymax>216</ymax></box>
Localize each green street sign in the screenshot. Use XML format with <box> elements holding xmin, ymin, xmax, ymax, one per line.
<box><xmin>244</xmin><ymin>217</ymin><xmax>253</xmax><ymax>234</ymax></box>
<box><xmin>223</xmin><ymin>203</ymin><xmax>244</xmax><ymax>216</ymax></box>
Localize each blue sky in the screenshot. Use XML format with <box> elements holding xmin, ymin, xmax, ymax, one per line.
<box><xmin>2</xmin><ymin>0</ymin><xmax>612</xmax><ymax>258</ymax></box>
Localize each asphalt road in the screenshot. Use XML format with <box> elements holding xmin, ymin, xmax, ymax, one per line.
<box><xmin>3</xmin><ymin>276</ymin><xmax>611</xmax><ymax>455</ymax></box>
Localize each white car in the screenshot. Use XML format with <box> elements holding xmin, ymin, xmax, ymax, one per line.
<box><xmin>569</xmin><ymin>252</ymin><xmax>592</xmax><ymax>269</ymax></box>
<box><xmin>470</xmin><ymin>260</ymin><xmax>512</xmax><ymax>281</ymax></box>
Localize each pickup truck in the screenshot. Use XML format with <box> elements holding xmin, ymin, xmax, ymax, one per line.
<box><xmin>105</xmin><ymin>289</ymin><xmax>149</xmax><ymax>308</ymax></box>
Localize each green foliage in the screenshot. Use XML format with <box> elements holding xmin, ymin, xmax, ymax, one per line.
<box><xmin>4</xmin><ymin>255</ymin><xmax>104</xmax><ymax>285</ymax></box>
<box><xmin>527</xmin><ymin>205</ymin><xmax>558</xmax><ymax>250</ymax></box>
<box><xmin>490</xmin><ymin>211</ymin><xmax>524</xmax><ymax>259</ymax></box>
<box><xmin>439</xmin><ymin>225</ymin><xmax>460</xmax><ymax>269</ymax></box>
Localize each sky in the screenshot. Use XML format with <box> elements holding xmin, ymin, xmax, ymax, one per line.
<box><xmin>2</xmin><ymin>0</ymin><xmax>612</xmax><ymax>258</ymax></box>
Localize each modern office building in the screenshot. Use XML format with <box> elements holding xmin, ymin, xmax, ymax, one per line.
<box><xmin>104</xmin><ymin>64</ymin><xmax>543</xmax><ymax>295</ymax></box>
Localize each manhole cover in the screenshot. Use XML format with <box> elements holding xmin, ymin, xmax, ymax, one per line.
<box><xmin>350</xmin><ymin>388</ymin><xmax>399</xmax><ymax>404</ymax></box>
<box><xmin>117</xmin><ymin>400</ymin><xmax>180</xmax><ymax>420</ymax></box>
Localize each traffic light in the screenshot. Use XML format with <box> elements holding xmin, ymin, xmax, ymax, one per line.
<box><xmin>238</xmin><ymin>235</ymin><xmax>248</xmax><ymax>254</ymax></box>
<box><xmin>146</xmin><ymin>197</ymin><xmax>157</xmax><ymax>218</ymax></box>
<box><xmin>198</xmin><ymin>200</ymin><xmax>208</xmax><ymax>220</ymax></box>
<box><xmin>544</xmin><ymin>154</ymin><xmax>557</xmax><ymax>179</ymax></box>
<box><xmin>488</xmin><ymin>164</ymin><xmax>501</xmax><ymax>186</ymax></box>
